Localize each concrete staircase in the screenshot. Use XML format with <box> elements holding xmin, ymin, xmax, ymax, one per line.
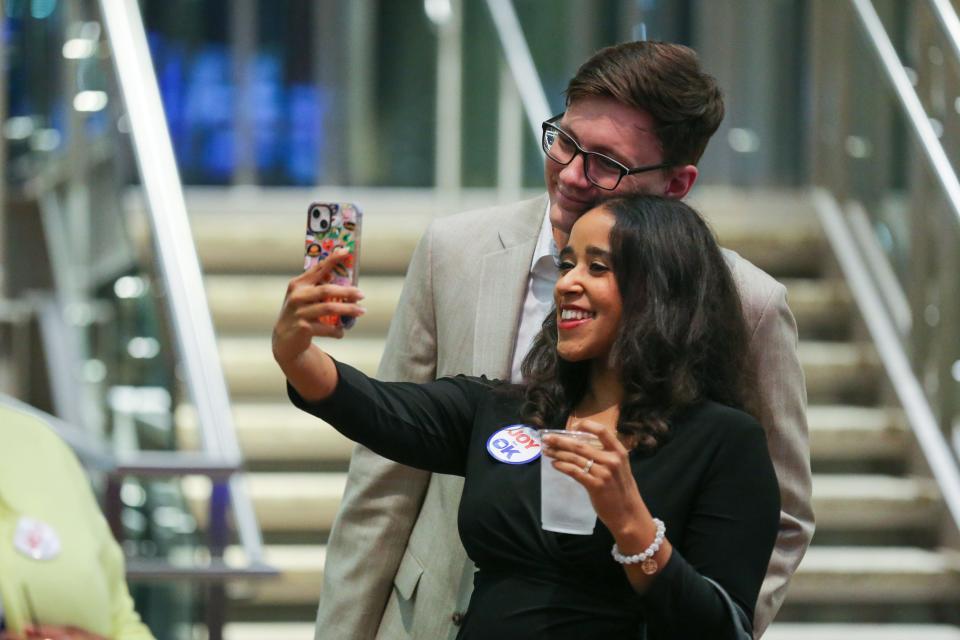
<box><xmin>164</xmin><ymin>187</ymin><xmax>960</xmax><ymax>638</ymax></box>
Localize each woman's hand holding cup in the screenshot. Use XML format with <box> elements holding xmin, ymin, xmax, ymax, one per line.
<box><xmin>541</xmin><ymin>419</ymin><xmax>647</xmax><ymax>538</ymax></box>
<box><xmin>543</xmin><ymin>419</ymin><xmax>674</xmax><ymax>589</ymax></box>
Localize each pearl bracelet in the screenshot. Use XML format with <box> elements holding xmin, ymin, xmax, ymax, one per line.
<box><xmin>611</xmin><ymin>518</ymin><xmax>666</xmax><ymax>574</ymax></box>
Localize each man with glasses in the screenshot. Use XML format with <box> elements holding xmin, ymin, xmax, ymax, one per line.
<box><xmin>542</xmin><ymin>114</ymin><xmax>673</xmax><ymax>189</ymax></box>
<box><xmin>315</xmin><ymin>41</ymin><xmax>811</xmax><ymax>640</ymax></box>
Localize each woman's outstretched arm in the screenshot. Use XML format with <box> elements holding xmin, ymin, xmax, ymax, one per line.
<box><xmin>273</xmin><ymin>249</ymin><xmax>486</xmax><ymax>476</ymax></box>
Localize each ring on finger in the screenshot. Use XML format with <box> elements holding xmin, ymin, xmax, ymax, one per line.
<box><xmin>582</xmin><ymin>458</ymin><xmax>594</xmax><ymax>474</ymax></box>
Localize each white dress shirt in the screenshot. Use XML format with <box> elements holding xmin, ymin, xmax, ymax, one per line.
<box><xmin>510</xmin><ymin>206</ymin><xmax>559</xmax><ymax>383</ymax></box>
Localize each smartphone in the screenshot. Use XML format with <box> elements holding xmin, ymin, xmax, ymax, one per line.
<box><xmin>304</xmin><ymin>201</ymin><xmax>363</xmax><ymax>328</ymax></box>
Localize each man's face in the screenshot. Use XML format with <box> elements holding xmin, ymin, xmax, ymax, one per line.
<box><xmin>544</xmin><ymin>96</ymin><xmax>692</xmax><ymax>247</ymax></box>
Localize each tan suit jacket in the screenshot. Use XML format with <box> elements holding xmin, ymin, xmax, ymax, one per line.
<box><xmin>313</xmin><ymin>194</ymin><xmax>813</xmax><ymax>639</ymax></box>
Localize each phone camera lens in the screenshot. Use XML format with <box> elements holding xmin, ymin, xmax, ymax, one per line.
<box><xmin>309</xmin><ymin>205</ymin><xmax>331</xmax><ymax>233</ymax></box>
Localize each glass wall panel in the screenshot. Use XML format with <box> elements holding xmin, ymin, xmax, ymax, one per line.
<box><xmin>371</xmin><ymin>0</ymin><xmax>437</xmax><ymax>186</ymax></box>
<box><xmin>143</xmin><ymin>0</ymin><xmax>234</xmax><ymax>184</ymax></box>
<box><xmin>254</xmin><ymin>1</ymin><xmax>318</xmax><ymax>185</ymax></box>
<box><xmin>136</xmin><ymin>0</ymin><xmax>806</xmax><ymax>188</ymax></box>
<box><xmin>5</xmin><ymin>0</ymin><xmax>69</xmax><ymax>178</ymax></box>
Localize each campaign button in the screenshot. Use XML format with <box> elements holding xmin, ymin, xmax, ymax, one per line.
<box><xmin>486</xmin><ymin>424</ymin><xmax>541</xmax><ymax>464</ymax></box>
<box><xmin>13</xmin><ymin>516</ymin><xmax>61</xmax><ymax>561</ymax></box>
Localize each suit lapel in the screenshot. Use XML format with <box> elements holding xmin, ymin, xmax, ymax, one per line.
<box><xmin>472</xmin><ymin>195</ymin><xmax>547</xmax><ymax>378</ymax></box>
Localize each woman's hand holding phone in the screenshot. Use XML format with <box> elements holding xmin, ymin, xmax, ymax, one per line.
<box><xmin>273</xmin><ymin>249</ymin><xmax>366</xmax><ymax>402</ymax></box>
<box><xmin>274</xmin><ymin>248</ymin><xmax>366</xmax><ymax>354</ymax></box>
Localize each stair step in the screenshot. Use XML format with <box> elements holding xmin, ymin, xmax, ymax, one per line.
<box><xmin>689</xmin><ymin>187</ymin><xmax>820</xmax><ymax>222</ymax></box>
<box><xmin>812</xmin><ymin>475</ymin><xmax>941</xmax><ymax>531</ymax></box>
<box><xmin>185</xmin><ymin>472</ymin><xmax>937</xmax><ymax>535</ymax></box>
<box><xmin>787</xmin><ymin>547</ymin><xmax>960</xmax><ymax>604</ymax></box>
<box><xmin>218</xmin><ymin>623</ymin><xmax>315</xmax><ymax>640</ymax></box>
<box><xmin>185</xmin><ymin>192</ymin><xmax>440</xmax><ymax>274</ymax></box>
<box><xmin>765</xmin><ymin>624</ymin><xmax>960</xmax><ymax>640</ymax></box>
<box><xmin>225</xmin><ymin>544</ymin><xmax>325</xmax><ymax>605</ymax></box>
<box><xmin>695</xmin><ymin>193</ymin><xmax>826</xmax><ymax>276</ymax></box>
<box><xmin>183</xmin><ymin>473</ymin><xmax>347</xmax><ymax>531</ymax></box>
<box><xmin>218</xmin><ymin>337</ymin><xmax>880</xmax><ymax>402</ymax></box>
<box><xmin>219</xmin><ymin>336</ymin><xmax>382</xmax><ymax>399</ymax></box>
<box><xmin>807</xmin><ymin>406</ymin><xmax>907</xmax><ymax>461</ymax></box>
<box><xmin>179</xmin><ymin>403</ymin><xmax>906</xmax><ymax>465</ymax></box>
<box><xmin>223</xmin><ymin>544</ymin><xmax>960</xmax><ymax>607</ymax></box>
<box><xmin>206</xmin><ymin>275</ymin><xmax>849</xmax><ymax>339</ymax></box>
<box><xmin>799</xmin><ymin>341</ymin><xmax>881</xmax><ymax>402</ymax></box>
<box><xmin>176</xmin><ymin>403</ymin><xmax>354</xmax><ymax>463</ymax></box>
<box><xmin>781</xmin><ymin>279</ymin><xmax>852</xmax><ymax>336</ymax></box>
<box><xmin>208</xmin><ymin>621</ymin><xmax>960</xmax><ymax>640</ymax></box>
<box><xmin>165</xmin><ymin>187</ymin><xmax>825</xmax><ymax>276</ymax></box>
<box><xmin>206</xmin><ymin>275</ymin><xmax>403</xmax><ymax>336</ymax></box>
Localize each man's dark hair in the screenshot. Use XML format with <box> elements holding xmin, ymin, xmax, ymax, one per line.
<box><xmin>519</xmin><ymin>195</ymin><xmax>751</xmax><ymax>453</ymax></box>
<box><xmin>565</xmin><ymin>41</ymin><xmax>724</xmax><ymax>166</ymax></box>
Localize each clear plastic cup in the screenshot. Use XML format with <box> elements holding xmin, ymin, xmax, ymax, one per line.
<box><xmin>538</xmin><ymin>429</ymin><xmax>602</xmax><ymax>535</ymax></box>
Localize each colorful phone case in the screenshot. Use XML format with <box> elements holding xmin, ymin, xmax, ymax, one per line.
<box><xmin>304</xmin><ymin>201</ymin><xmax>362</xmax><ymax>328</ymax></box>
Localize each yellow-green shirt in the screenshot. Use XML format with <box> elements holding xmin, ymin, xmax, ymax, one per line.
<box><xmin>0</xmin><ymin>405</ymin><xmax>155</xmax><ymax>639</ymax></box>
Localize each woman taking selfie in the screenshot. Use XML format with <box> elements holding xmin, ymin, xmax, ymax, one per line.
<box><xmin>272</xmin><ymin>195</ymin><xmax>779</xmax><ymax>639</ymax></box>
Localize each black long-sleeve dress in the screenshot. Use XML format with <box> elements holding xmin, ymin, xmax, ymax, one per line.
<box><xmin>290</xmin><ymin>361</ymin><xmax>780</xmax><ymax>639</ymax></box>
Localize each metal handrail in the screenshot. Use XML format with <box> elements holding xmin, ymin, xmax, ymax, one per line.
<box><xmin>814</xmin><ymin>192</ymin><xmax>960</xmax><ymax>529</ymax></box>
<box><xmin>845</xmin><ymin>202</ymin><xmax>912</xmax><ymax>335</ymax></box>
<box><xmin>929</xmin><ymin>0</ymin><xmax>960</xmax><ymax>69</ymax></box>
<box><xmin>483</xmin><ymin>0</ymin><xmax>552</xmax><ymax>140</ymax></box>
<box><xmin>850</xmin><ymin>0</ymin><xmax>960</xmax><ymax>231</ymax></box>
<box><xmin>125</xmin><ymin>560</ymin><xmax>275</xmax><ymax>581</ymax></box>
<box><xmin>97</xmin><ymin>0</ymin><xmax>265</xmax><ymax>564</ymax></box>
<box><xmin>820</xmin><ymin>0</ymin><xmax>960</xmax><ymax>531</ymax></box>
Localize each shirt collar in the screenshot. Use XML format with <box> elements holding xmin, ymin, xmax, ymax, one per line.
<box><xmin>530</xmin><ymin>202</ymin><xmax>559</xmax><ymax>274</ymax></box>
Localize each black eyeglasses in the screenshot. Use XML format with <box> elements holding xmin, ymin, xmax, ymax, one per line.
<box><xmin>541</xmin><ymin>113</ymin><xmax>671</xmax><ymax>190</ymax></box>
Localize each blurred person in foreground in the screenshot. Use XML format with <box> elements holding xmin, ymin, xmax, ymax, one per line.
<box><xmin>314</xmin><ymin>40</ymin><xmax>813</xmax><ymax>639</ymax></box>
<box><xmin>0</xmin><ymin>403</ymin><xmax>155</xmax><ymax>640</ymax></box>
<box><xmin>275</xmin><ymin>196</ymin><xmax>780</xmax><ymax>637</ymax></box>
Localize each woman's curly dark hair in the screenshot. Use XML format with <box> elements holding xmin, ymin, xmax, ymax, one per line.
<box><xmin>519</xmin><ymin>195</ymin><xmax>753</xmax><ymax>453</ymax></box>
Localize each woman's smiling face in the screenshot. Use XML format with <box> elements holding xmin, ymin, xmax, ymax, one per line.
<box><xmin>554</xmin><ymin>207</ymin><xmax>623</xmax><ymax>363</ymax></box>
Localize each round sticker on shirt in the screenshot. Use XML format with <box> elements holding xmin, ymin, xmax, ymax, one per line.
<box><xmin>13</xmin><ymin>516</ymin><xmax>61</xmax><ymax>561</ymax></box>
<box><xmin>486</xmin><ymin>425</ymin><xmax>542</xmax><ymax>464</ymax></box>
